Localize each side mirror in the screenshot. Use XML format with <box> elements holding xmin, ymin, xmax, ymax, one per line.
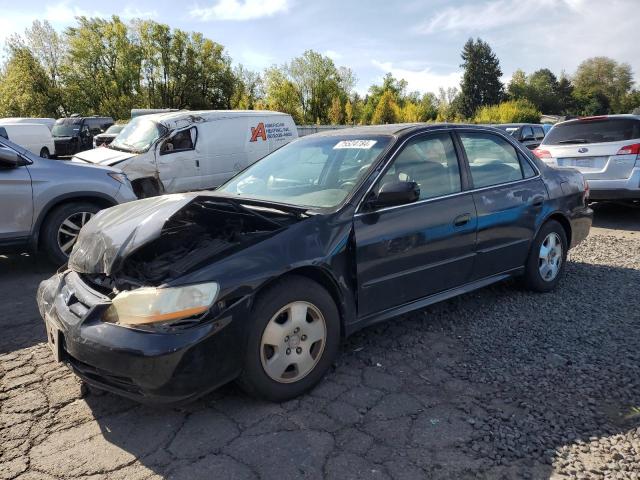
<box><xmin>370</xmin><ymin>181</ymin><xmax>420</xmax><ymax>209</ymax></box>
<box><xmin>0</xmin><ymin>149</ymin><xmax>28</xmax><ymax>168</ymax></box>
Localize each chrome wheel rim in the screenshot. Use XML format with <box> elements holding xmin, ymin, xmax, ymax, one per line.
<box><xmin>260</xmin><ymin>301</ymin><xmax>327</xmax><ymax>384</ymax></box>
<box><xmin>539</xmin><ymin>232</ymin><xmax>562</xmax><ymax>282</ymax></box>
<box><xmin>57</xmin><ymin>211</ymin><xmax>94</xmax><ymax>255</ymax></box>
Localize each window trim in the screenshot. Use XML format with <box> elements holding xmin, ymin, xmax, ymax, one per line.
<box><xmin>354</xmin><ymin>127</ymin><xmax>541</xmax><ymax>216</ymax></box>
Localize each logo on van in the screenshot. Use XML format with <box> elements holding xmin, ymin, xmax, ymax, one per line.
<box><xmin>578</xmin><ymin>147</ymin><xmax>589</xmax><ymax>153</ymax></box>
<box><xmin>250</xmin><ymin>122</ymin><xmax>267</xmax><ymax>142</ymax></box>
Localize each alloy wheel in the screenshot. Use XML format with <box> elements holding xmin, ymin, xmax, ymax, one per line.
<box><xmin>260</xmin><ymin>301</ymin><xmax>327</xmax><ymax>383</ymax></box>
<box><xmin>539</xmin><ymin>232</ymin><xmax>562</xmax><ymax>282</ymax></box>
<box><xmin>57</xmin><ymin>211</ymin><xmax>94</xmax><ymax>255</ymax></box>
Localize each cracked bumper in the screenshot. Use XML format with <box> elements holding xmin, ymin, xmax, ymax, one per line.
<box><xmin>37</xmin><ymin>271</ymin><xmax>248</xmax><ymax>404</ymax></box>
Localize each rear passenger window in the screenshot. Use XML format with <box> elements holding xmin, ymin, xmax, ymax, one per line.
<box><xmin>534</xmin><ymin>127</ymin><xmax>545</xmax><ymax>140</ymax></box>
<box><xmin>519</xmin><ymin>153</ymin><xmax>537</xmax><ymax>178</ymax></box>
<box><xmin>380</xmin><ymin>133</ymin><xmax>461</xmax><ymax>200</ymax></box>
<box><xmin>460</xmin><ymin>132</ymin><xmax>524</xmax><ymax>188</ymax></box>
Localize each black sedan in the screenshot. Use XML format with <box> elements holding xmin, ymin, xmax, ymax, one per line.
<box><xmin>37</xmin><ymin>124</ymin><xmax>592</xmax><ymax>403</ymax></box>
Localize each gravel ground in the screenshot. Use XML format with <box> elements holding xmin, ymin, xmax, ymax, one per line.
<box><xmin>1</xmin><ymin>204</ymin><xmax>639</xmax><ymax>479</ymax></box>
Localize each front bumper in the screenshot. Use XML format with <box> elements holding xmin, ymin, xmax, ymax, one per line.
<box><xmin>587</xmin><ymin>167</ymin><xmax>640</xmax><ymax>200</ymax></box>
<box><xmin>37</xmin><ymin>271</ymin><xmax>248</xmax><ymax>404</ymax></box>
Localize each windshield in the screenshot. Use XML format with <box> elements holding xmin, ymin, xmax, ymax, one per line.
<box><xmin>220</xmin><ymin>135</ymin><xmax>392</xmax><ymax>209</ymax></box>
<box><xmin>544</xmin><ymin>118</ymin><xmax>640</xmax><ymax>145</ymax></box>
<box><xmin>110</xmin><ymin>117</ymin><xmax>166</xmax><ymax>152</ymax></box>
<box><xmin>52</xmin><ymin>125</ymin><xmax>80</xmax><ymax>137</ymax></box>
<box><xmin>105</xmin><ymin>124</ymin><xmax>124</xmax><ymax>134</ymax></box>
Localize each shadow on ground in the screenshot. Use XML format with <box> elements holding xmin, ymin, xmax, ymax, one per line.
<box><xmin>591</xmin><ymin>201</ymin><xmax>640</xmax><ymax>232</ymax></box>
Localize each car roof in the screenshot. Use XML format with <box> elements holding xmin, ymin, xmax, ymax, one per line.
<box><xmin>556</xmin><ymin>114</ymin><xmax>640</xmax><ymax>126</ymax></box>
<box><xmin>145</xmin><ymin>110</ymin><xmax>291</xmax><ymax>125</ymax></box>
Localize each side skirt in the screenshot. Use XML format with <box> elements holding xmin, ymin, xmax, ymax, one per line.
<box><xmin>345</xmin><ymin>266</ymin><xmax>524</xmax><ymax>336</ymax></box>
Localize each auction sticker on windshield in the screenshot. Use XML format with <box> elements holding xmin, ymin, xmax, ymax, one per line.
<box><xmin>333</xmin><ymin>140</ymin><xmax>377</xmax><ymax>149</ymax></box>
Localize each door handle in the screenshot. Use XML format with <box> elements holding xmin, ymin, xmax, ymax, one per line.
<box><xmin>532</xmin><ymin>196</ymin><xmax>544</xmax><ymax>207</ymax></box>
<box><xmin>453</xmin><ymin>213</ymin><xmax>471</xmax><ymax>227</ymax></box>
<box><xmin>196</xmin><ymin>159</ymin><xmax>200</xmax><ymax>167</ymax></box>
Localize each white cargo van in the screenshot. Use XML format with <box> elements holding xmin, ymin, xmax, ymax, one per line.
<box><xmin>0</xmin><ymin>123</ymin><xmax>56</xmax><ymax>158</ymax></box>
<box><xmin>72</xmin><ymin>110</ymin><xmax>298</xmax><ymax>197</ymax></box>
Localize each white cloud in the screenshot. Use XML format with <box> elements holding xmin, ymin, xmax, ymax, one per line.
<box><xmin>190</xmin><ymin>0</ymin><xmax>289</xmax><ymax>21</ymax></box>
<box><xmin>372</xmin><ymin>60</ymin><xmax>462</xmax><ymax>94</ymax></box>
<box><xmin>44</xmin><ymin>1</ymin><xmax>106</xmax><ymax>24</ymax></box>
<box><xmin>415</xmin><ymin>0</ymin><xmax>582</xmax><ymax>34</ymax></box>
<box><xmin>324</xmin><ymin>50</ymin><xmax>342</xmax><ymax>61</ymax></box>
<box><xmin>120</xmin><ymin>7</ymin><xmax>158</xmax><ymax>20</ymax></box>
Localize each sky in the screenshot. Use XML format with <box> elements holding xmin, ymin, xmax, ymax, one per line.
<box><xmin>2</xmin><ymin>0</ymin><xmax>639</xmax><ymax>95</ymax></box>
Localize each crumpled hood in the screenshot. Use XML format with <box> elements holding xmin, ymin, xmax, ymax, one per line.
<box><xmin>72</xmin><ymin>147</ymin><xmax>137</xmax><ymax>166</ymax></box>
<box><xmin>68</xmin><ymin>194</ymin><xmax>195</xmax><ymax>275</ymax></box>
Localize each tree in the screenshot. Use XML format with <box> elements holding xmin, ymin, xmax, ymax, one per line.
<box><xmin>328</xmin><ymin>96</ymin><xmax>343</xmax><ymax>124</ymax></box>
<box><xmin>371</xmin><ymin>90</ymin><xmax>399</xmax><ymax>124</ymax></box>
<box><xmin>507</xmin><ymin>69</ymin><xmax>527</xmax><ymax>100</ymax></box>
<box><xmin>344</xmin><ymin>99</ymin><xmax>354</xmax><ymax>124</ymax></box>
<box><xmin>526</xmin><ymin>69</ymin><xmax>560</xmax><ymax>114</ymax></box>
<box><xmin>556</xmin><ymin>74</ymin><xmax>575</xmax><ymax>115</ymax></box>
<box><xmin>263</xmin><ymin>67</ymin><xmax>302</xmax><ymax>123</ymax></box>
<box><xmin>573</xmin><ymin>57</ymin><xmax>633</xmax><ymax>113</ymax></box>
<box><xmin>231</xmin><ymin>65</ymin><xmax>263</xmax><ymax>109</ymax></box>
<box><xmin>473</xmin><ymin>99</ymin><xmax>540</xmax><ymax>124</ymax></box>
<box><xmin>288</xmin><ymin>50</ymin><xmax>348</xmax><ymax>123</ymax></box>
<box><xmin>459</xmin><ymin>38</ymin><xmax>503</xmax><ymax>118</ymax></box>
<box><xmin>0</xmin><ymin>46</ymin><xmax>58</xmax><ymax>117</ymax></box>
<box><xmin>435</xmin><ymin>87</ymin><xmax>462</xmax><ymax>122</ymax></box>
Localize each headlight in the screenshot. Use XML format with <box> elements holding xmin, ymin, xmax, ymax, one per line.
<box><xmin>103</xmin><ymin>282</ymin><xmax>219</xmax><ymax>326</ymax></box>
<box><xmin>108</xmin><ymin>172</ymin><xmax>128</xmax><ymax>184</ymax></box>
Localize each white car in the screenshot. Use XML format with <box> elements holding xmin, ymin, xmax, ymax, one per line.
<box><xmin>72</xmin><ymin>110</ymin><xmax>298</xmax><ymax>197</ymax></box>
<box><xmin>534</xmin><ymin>115</ymin><xmax>640</xmax><ymax>201</ymax></box>
<box><xmin>0</xmin><ymin>123</ymin><xmax>56</xmax><ymax>158</ymax></box>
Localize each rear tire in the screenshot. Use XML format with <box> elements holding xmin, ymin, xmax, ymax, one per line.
<box><xmin>237</xmin><ymin>276</ymin><xmax>341</xmax><ymax>401</ymax></box>
<box><xmin>40</xmin><ymin>147</ymin><xmax>50</xmax><ymax>159</ymax></box>
<box><xmin>522</xmin><ymin>220</ymin><xmax>568</xmax><ymax>292</ymax></box>
<box><xmin>41</xmin><ymin>202</ymin><xmax>100</xmax><ymax>265</ymax></box>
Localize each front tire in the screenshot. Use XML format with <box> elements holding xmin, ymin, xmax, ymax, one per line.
<box><xmin>237</xmin><ymin>276</ymin><xmax>341</xmax><ymax>401</ymax></box>
<box><xmin>41</xmin><ymin>202</ymin><xmax>100</xmax><ymax>265</ymax></box>
<box><xmin>522</xmin><ymin>220</ymin><xmax>568</xmax><ymax>292</ymax></box>
<box><xmin>40</xmin><ymin>147</ymin><xmax>50</xmax><ymax>158</ymax></box>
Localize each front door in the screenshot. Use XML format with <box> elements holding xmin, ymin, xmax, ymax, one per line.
<box><xmin>456</xmin><ymin>130</ymin><xmax>547</xmax><ymax>279</ymax></box>
<box><xmin>354</xmin><ymin>132</ymin><xmax>477</xmax><ymax>317</ymax></box>
<box><xmin>0</xmin><ymin>144</ymin><xmax>33</xmax><ymax>241</ymax></box>
<box><xmin>156</xmin><ymin>127</ymin><xmax>201</xmax><ymax>193</ymax></box>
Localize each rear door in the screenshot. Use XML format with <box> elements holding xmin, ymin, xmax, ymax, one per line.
<box><xmin>354</xmin><ymin>131</ymin><xmax>477</xmax><ymax>317</ymax></box>
<box><xmin>457</xmin><ymin>130</ymin><xmax>547</xmax><ymax>279</ymax></box>
<box><xmin>0</xmin><ymin>143</ymin><xmax>33</xmax><ymax>241</ymax></box>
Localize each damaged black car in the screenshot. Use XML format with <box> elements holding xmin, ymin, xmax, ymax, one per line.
<box><xmin>38</xmin><ymin>124</ymin><xmax>592</xmax><ymax>403</ymax></box>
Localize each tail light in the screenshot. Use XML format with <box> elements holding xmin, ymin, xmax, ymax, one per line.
<box><xmin>533</xmin><ymin>148</ymin><xmax>551</xmax><ymax>159</ymax></box>
<box><xmin>616</xmin><ymin>143</ymin><xmax>640</xmax><ymax>155</ymax></box>
<box><xmin>583</xmin><ymin>179</ymin><xmax>590</xmax><ymax>202</ymax></box>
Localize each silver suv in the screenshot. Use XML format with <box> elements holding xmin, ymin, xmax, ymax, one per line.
<box><xmin>0</xmin><ymin>136</ymin><xmax>137</xmax><ymax>264</ymax></box>
<box><xmin>534</xmin><ymin>115</ymin><xmax>640</xmax><ymax>200</ymax></box>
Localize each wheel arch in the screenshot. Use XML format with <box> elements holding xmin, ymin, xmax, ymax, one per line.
<box><xmin>31</xmin><ymin>192</ymin><xmax>118</xmax><ymax>250</ymax></box>
<box><xmin>544</xmin><ymin>211</ymin><xmax>572</xmax><ymax>247</ymax></box>
<box><xmin>253</xmin><ymin>266</ymin><xmax>349</xmax><ymax>338</ymax></box>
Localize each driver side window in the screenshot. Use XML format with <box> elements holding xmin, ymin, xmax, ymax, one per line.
<box><xmin>378</xmin><ymin>133</ymin><xmax>462</xmax><ymax>200</ymax></box>
<box><xmin>161</xmin><ymin>127</ymin><xmax>197</xmax><ymax>155</ymax></box>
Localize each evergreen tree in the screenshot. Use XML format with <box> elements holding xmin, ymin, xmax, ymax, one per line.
<box><xmin>459</xmin><ymin>38</ymin><xmax>503</xmax><ymax>118</ymax></box>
